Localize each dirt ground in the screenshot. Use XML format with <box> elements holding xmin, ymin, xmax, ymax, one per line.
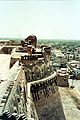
<box><xmin>59</xmin><ymin>87</ymin><xmax>80</xmax><ymax>120</ymax></box>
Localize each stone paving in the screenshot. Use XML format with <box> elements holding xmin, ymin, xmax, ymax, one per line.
<box><xmin>0</xmin><ymin>54</ymin><xmax>11</xmax><ymax>79</ymax></box>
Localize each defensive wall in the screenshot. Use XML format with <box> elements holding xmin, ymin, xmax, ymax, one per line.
<box><xmin>0</xmin><ymin>62</ymin><xmax>66</xmax><ymax>120</ymax></box>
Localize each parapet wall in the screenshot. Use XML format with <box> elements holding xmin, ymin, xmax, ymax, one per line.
<box><xmin>28</xmin><ymin>72</ymin><xmax>67</xmax><ymax>120</ymax></box>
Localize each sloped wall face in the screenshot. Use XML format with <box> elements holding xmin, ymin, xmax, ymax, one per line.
<box><xmin>33</xmin><ymin>85</ymin><xmax>66</xmax><ymax>120</ymax></box>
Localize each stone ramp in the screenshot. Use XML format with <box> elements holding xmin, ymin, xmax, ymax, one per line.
<box><xmin>58</xmin><ymin>87</ymin><xmax>80</xmax><ymax>120</ymax></box>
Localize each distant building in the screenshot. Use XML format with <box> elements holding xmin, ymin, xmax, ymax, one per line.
<box><xmin>56</xmin><ymin>68</ymin><xmax>69</xmax><ymax>87</ymax></box>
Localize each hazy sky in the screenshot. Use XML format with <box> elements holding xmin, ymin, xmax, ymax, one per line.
<box><xmin>0</xmin><ymin>1</ymin><xmax>80</xmax><ymax>39</ymax></box>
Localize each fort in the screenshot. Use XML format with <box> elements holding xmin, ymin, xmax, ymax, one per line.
<box><xmin>0</xmin><ymin>35</ymin><xmax>80</xmax><ymax>120</ymax></box>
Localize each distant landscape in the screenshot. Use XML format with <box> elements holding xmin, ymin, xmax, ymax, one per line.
<box><xmin>0</xmin><ymin>37</ymin><xmax>80</xmax><ymax>47</ymax></box>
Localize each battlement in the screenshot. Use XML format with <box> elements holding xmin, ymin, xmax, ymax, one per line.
<box><xmin>0</xmin><ymin>61</ymin><xmax>58</xmax><ymax>120</ymax></box>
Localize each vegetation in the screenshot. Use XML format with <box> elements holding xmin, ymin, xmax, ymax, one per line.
<box><xmin>0</xmin><ymin>37</ymin><xmax>80</xmax><ymax>47</ymax></box>
<box><xmin>38</xmin><ymin>39</ymin><xmax>80</xmax><ymax>47</ymax></box>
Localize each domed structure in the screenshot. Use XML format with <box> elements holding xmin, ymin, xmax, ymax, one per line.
<box><xmin>25</xmin><ymin>34</ymin><xmax>37</xmax><ymax>47</ymax></box>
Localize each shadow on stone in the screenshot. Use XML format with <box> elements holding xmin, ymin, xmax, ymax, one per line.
<box><xmin>34</xmin><ymin>88</ymin><xmax>66</xmax><ymax>120</ymax></box>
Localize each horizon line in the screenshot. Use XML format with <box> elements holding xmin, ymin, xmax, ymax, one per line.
<box><xmin>0</xmin><ymin>37</ymin><xmax>80</xmax><ymax>41</ymax></box>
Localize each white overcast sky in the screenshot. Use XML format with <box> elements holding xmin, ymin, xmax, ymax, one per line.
<box><xmin>0</xmin><ymin>0</ymin><xmax>80</xmax><ymax>39</ymax></box>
